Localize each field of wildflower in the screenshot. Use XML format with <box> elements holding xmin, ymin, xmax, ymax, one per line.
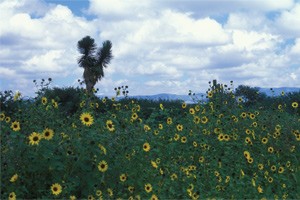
<box><xmin>1</xmin><ymin>80</ymin><xmax>299</xmax><ymax>200</ymax></box>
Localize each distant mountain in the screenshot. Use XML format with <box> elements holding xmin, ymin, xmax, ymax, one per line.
<box><xmin>96</xmin><ymin>87</ymin><xmax>299</xmax><ymax>103</ymax></box>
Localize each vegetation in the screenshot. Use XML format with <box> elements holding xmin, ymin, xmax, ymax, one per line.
<box><xmin>77</xmin><ymin>36</ymin><xmax>113</xmax><ymax>94</ymax></box>
<box><xmin>1</xmin><ymin>79</ymin><xmax>299</xmax><ymax>200</ymax></box>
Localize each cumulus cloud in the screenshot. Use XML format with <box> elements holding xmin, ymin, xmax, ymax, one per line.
<box><xmin>0</xmin><ymin>0</ymin><xmax>299</xmax><ymax>96</ymax></box>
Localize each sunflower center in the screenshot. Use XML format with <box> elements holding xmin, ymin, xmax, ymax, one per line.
<box><xmin>84</xmin><ymin>117</ymin><xmax>89</xmax><ymax>122</ymax></box>
<box><xmin>33</xmin><ymin>136</ymin><xmax>39</xmax><ymax>141</ymax></box>
<box><xmin>14</xmin><ymin>124</ymin><xmax>18</xmax><ymax>128</ymax></box>
<box><xmin>45</xmin><ymin>132</ymin><xmax>50</xmax><ymax>136</ymax></box>
<box><xmin>108</xmin><ymin>124</ymin><xmax>113</xmax><ymax>128</ymax></box>
<box><xmin>101</xmin><ymin>164</ymin><xmax>105</xmax><ymax>168</ymax></box>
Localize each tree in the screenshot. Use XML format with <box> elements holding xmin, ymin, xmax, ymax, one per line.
<box><xmin>235</xmin><ymin>85</ymin><xmax>266</xmax><ymax>106</ymax></box>
<box><xmin>77</xmin><ymin>36</ymin><xmax>113</xmax><ymax>94</ymax></box>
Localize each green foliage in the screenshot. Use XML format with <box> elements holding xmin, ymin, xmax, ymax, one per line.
<box><xmin>235</xmin><ymin>85</ymin><xmax>267</xmax><ymax>107</ymax></box>
<box><xmin>1</xmin><ymin>80</ymin><xmax>299</xmax><ymax>199</ymax></box>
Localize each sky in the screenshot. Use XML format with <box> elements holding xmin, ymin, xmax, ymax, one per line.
<box><xmin>1</xmin><ymin>0</ymin><xmax>300</xmax><ymax>97</ymax></box>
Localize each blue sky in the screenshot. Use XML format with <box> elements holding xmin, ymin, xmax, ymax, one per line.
<box><xmin>1</xmin><ymin>0</ymin><xmax>300</xmax><ymax>97</ymax></box>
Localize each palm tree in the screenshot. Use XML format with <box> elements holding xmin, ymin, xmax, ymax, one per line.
<box><xmin>77</xmin><ymin>36</ymin><xmax>113</xmax><ymax>94</ymax></box>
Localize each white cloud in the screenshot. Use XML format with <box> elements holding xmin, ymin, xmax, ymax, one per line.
<box><xmin>0</xmin><ymin>67</ymin><xmax>16</xmax><ymax>77</ymax></box>
<box><xmin>1</xmin><ymin>0</ymin><xmax>300</xmax><ymax>97</ymax></box>
<box><xmin>275</xmin><ymin>3</ymin><xmax>300</xmax><ymax>37</ymax></box>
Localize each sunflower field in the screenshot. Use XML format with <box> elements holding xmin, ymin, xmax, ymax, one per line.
<box><xmin>1</xmin><ymin>80</ymin><xmax>299</xmax><ymax>200</ymax></box>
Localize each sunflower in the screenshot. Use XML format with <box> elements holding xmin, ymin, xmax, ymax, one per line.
<box><xmin>98</xmin><ymin>160</ymin><xmax>108</xmax><ymax>172</ymax></box>
<box><xmin>208</xmin><ymin>91</ymin><xmax>213</xmax><ymax>98</ymax></box>
<box><xmin>158</xmin><ymin>123</ymin><xmax>163</xmax><ymax>130</ymax></box>
<box><xmin>171</xmin><ymin>173</ymin><xmax>178</xmax><ymax>180</ymax></box>
<box><xmin>278</xmin><ymin>166</ymin><xmax>284</xmax><ymax>173</ymax></box>
<box><xmin>10</xmin><ymin>121</ymin><xmax>20</xmax><ymax>131</ymax></box>
<box><xmin>174</xmin><ymin>134</ymin><xmax>180</xmax><ymax>141</ymax></box>
<box><xmin>240</xmin><ymin>112</ymin><xmax>247</xmax><ymax>118</ymax></box>
<box><xmin>96</xmin><ymin>190</ymin><xmax>102</xmax><ymax>196</ymax></box>
<box><xmin>268</xmin><ymin>177</ymin><xmax>273</xmax><ymax>183</ymax></box>
<box><xmin>189</xmin><ymin>108</ymin><xmax>195</xmax><ymax>115</ymax></box>
<box><xmin>182</xmin><ymin>102</ymin><xmax>187</xmax><ymax>109</ymax></box>
<box><xmin>80</xmin><ymin>112</ymin><xmax>94</xmax><ymax>126</ymax></box>
<box><xmin>258</xmin><ymin>164</ymin><xmax>264</xmax><ymax>170</ymax></box>
<box><xmin>143</xmin><ymin>142</ymin><xmax>151</xmax><ymax>152</ymax></box>
<box><xmin>10</xmin><ymin>174</ymin><xmax>18</xmax><ymax>182</ymax></box>
<box><xmin>145</xmin><ymin>183</ymin><xmax>152</xmax><ymax>193</ymax></box>
<box><xmin>106</xmin><ymin>120</ymin><xmax>115</xmax><ymax>132</ymax></box>
<box><xmin>176</xmin><ymin>124</ymin><xmax>183</xmax><ymax>131</ymax></box>
<box><xmin>131</xmin><ymin>113</ymin><xmax>138</xmax><ymax>120</ymax></box>
<box><xmin>120</xmin><ymin>174</ymin><xmax>127</xmax><ymax>182</ymax></box>
<box><xmin>193</xmin><ymin>141</ymin><xmax>198</xmax><ymax>147</ymax></box>
<box><xmin>249</xmin><ymin>113</ymin><xmax>255</xmax><ymax>119</ymax></box>
<box><xmin>167</xmin><ymin>117</ymin><xmax>172</xmax><ymax>125</ymax></box>
<box><xmin>128</xmin><ymin>186</ymin><xmax>135</xmax><ymax>193</ymax></box>
<box><xmin>270</xmin><ymin>165</ymin><xmax>276</xmax><ymax>172</ymax></box>
<box><xmin>247</xmin><ymin>157</ymin><xmax>254</xmax><ymax>164</ymax></box>
<box><xmin>51</xmin><ymin>183</ymin><xmax>62</xmax><ymax>196</ymax></box>
<box><xmin>201</xmin><ymin>116</ymin><xmax>208</xmax><ymax>124</ymax></box>
<box><xmin>181</xmin><ymin>136</ymin><xmax>187</xmax><ymax>143</ymax></box>
<box><xmin>70</xmin><ymin>195</ymin><xmax>77</xmax><ymax>200</ymax></box>
<box><xmin>0</xmin><ymin>113</ymin><xmax>5</xmax><ymax>121</ymax></box>
<box><xmin>244</xmin><ymin>151</ymin><xmax>251</xmax><ymax>159</ymax></box>
<box><xmin>268</xmin><ymin>146</ymin><xmax>274</xmax><ymax>153</ymax></box>
<box><xmin>87</xmin><ymin>195</ymin><xmax>94</xmax><ymax>200</ymax></box>
<box><xmin>5</xmin><ymin>116</ymin><xmax>11</xmax><ymax>123</ymax></box>
<box><xmin>218</xmin><ymin>134</ymin><xmax>224</xmax><ymax>141</ymax></box>
<box><xmin>41</xmin><ymin>97</ymin><xmax>47</xmax><ymax>105</ymax></box>
<box><xmin>42</xmin><ymin>128</ymin><xmax>54</xmax><ymax>140</ymax></box>
<box><xmin>151</xmin><ymin>194</ymin><xmax>159</xmax><ymax>200</ymax></box>
<box><xmin>199</xmin><ymin>156</ymin><xmax>205</xmax><ymax>163</ymax></box>
<box><xmin>223</xmin><ymin>134</ymin><xmax>230</xmax><ymax>141</ymax></box>
<box><xmin>257</xmin><ymin>185</ymin><xmax>263</xmax><ymax>193</ymax></box>
<box><xmin>8</xmin><ymin>192</ymin><xmax>16</xmax><ymax>200</ymax></box>
<box><xmin>107</xmin><ymin>188</ymin><xmax>113</xmax><ymax>197</ymax></box>
<box><xmin>245</xmin><ymin>137</ymin><xmax>251</xmax><ymax>144</ymax></box>
<box><xmin>28</xmin><ymin>132</ymin><xmax>42</xmax><ymax>145</ymax></box>
<box><xmin>261</xmin><ymin>137</ymin><xmax>268</xmax><ymax>144</ymax></box>
<box><xmin>292</xmin><ymin>102</ymin><xmax>298</xmax><ymax>108</ymax></box>
<box><xmin>151</xmin><ymin>160</ymin><xmax>158</xmax><ymax>168</ymax></box>
<box><xmin>193</xmin><ymin>116</ymin><xmax>200</xmax><ymax>124</ymax></box>
<box><xmin>159</xmin><ymin>103</ymin><xmax>164</xmax><ymax>110</ymax></box>
<box><xmin>144</xmin><ymin>125</ymin><xmax>151</xmax><ymax>132</ymax></box>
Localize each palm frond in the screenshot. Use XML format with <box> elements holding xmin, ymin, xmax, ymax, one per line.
<box><xmin>97</xmin><ymin>40</ymin><xmax>113</xmax><ymax>68</ymax></box>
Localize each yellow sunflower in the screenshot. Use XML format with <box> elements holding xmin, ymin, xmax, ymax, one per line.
<box><xmin>98</xmin><ymin>160</ymin><xmax>108</xmax><ymax>172</ymax></box>
<box><xmin>28</xmin><ymin>132</ymin><xmax>42</xmax><ymax>145</ymax></box>
<box><xmin>189</xmin><ymin>108</ymin><xmax>195</xmax><ymax>115</ymax></box>
<box><xmin>167</xmin><ymin>117</ymin><xmax>172</xmax><ymax>125</ymax></box>
<box><xmin>120</xmin><ymin>174</ymin><xmax>127</xmax><ymax>182</ymax></box>
<box><xmin>51</xmin><ymin>183</ymin><xmax>62</xmax><ymax>196</ymax></box>
<box><xmin>80</xmin><ymin>112</ymin><xmax>94</xmax><ymax>126</ymax></box>
<box><xmin>145</xmin><ymin>183</ymin><xmax>152</xmax><ymax>193</ymax></box>
<box><xmin>292</xmin><ymin>102</ymin><xmax>298</xmax><ymax>108</ymax></box>
<box><xmin>143</xmin><ymin>142</ymin><xmax>151</xmax><ymax>152</ymax></box>
<box><xmin>181</xmin><ymin>136</ymin><xmax>187</xmax><ymax>143</ymax></box>
<box><xmin>131</xmin><ymin>113</ymin><xmax>138</xmax><ymax>120</ymax></box>
<box><xmin>10</xmin><ymin>174</ymin><xmax>18</xmax><ymax>182</ymax></box>
<box><xmin>42</xmin><ymin>128</ymin><xmax>54</xmax><ymax>140</ymax></box>
<box><xmin>0</xmin><ymin>113</ymin><xmax>5</xmax><ymax>121</ymax></box>
<box><xmin>41</xmin><ymin>97</ymin><xmax>47</xmax><ymax>105</ymax></box>
<box><xmin>176</xmin><ymin>124</ymin><xmax>183</xmax><ymax>131</ymax></box>
<box><xmin>106</xmin><ymin>120</ymin><xmax>115</xmax><ymax>132</ymax></box>
<box><xmin>182</xmin><ymin>102</ymin><xmax>187</xmax><ymax>109</ymax></box>
<box><xmin>11</xmin><ymin>121</ymin><xmax>20</xmax><ymax>131</ymax></box>
<box><xmin>8</xmin><ymin>192</ymin><xmax>16</xmax><ymax>200</ymax></box>
<box><xmin>151</xmin><ymin>194</ymin><xmax>159</xmax><ymax>200</ymax></box>
<box><xmin>201</xmin><ymin>116</ymin><xmax>208</xmax><ymax>124</ymax></box>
